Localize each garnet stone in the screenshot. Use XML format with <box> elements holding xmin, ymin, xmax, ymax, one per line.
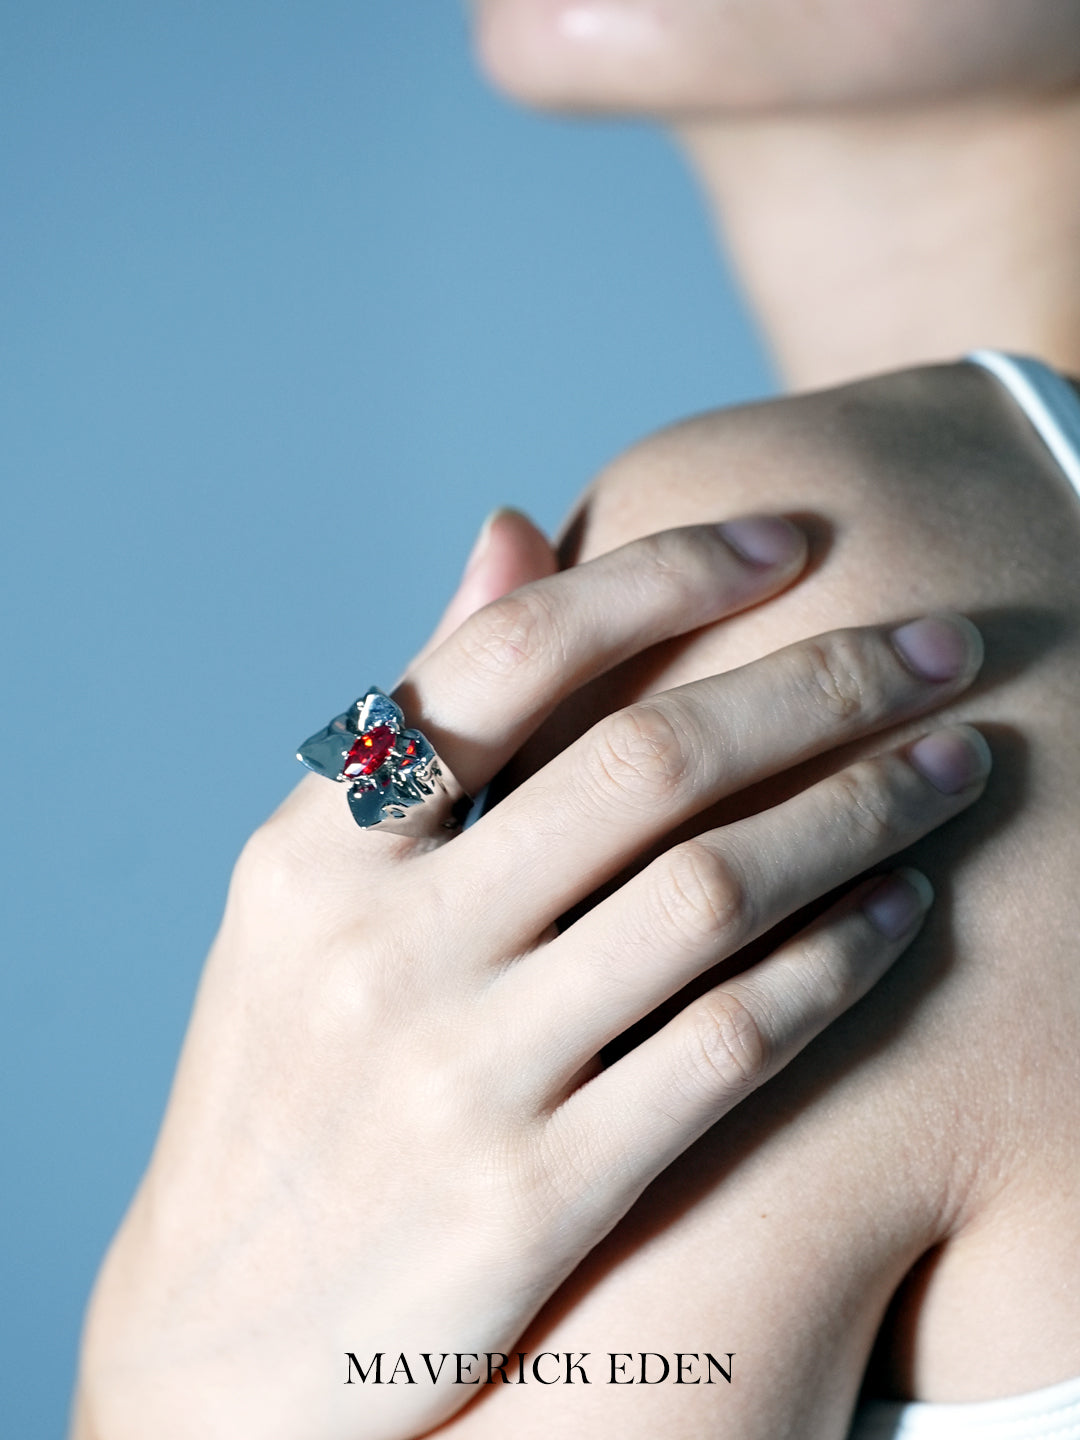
<box><xmin>342</xmin><ymin>725</ymin><xmax>395</xmax><ymax>779</ymax></box>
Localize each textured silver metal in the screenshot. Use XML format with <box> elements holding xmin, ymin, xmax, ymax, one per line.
<box><xmin>296</xmin><ymin>686</ymin><xmax>470</xmax><ymax>835</ymax></box>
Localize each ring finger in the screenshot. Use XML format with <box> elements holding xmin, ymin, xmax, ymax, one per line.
<box><xmin>446</xmin><ymin>613</ymin><xmax>984</xmax><ymax>946</ymax></box>
<box><xmin>508</xmin><ymin>722</ymin><xmax>990</xmax><ymax>1086</ymax></box>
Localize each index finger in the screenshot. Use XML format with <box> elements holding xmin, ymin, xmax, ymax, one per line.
<box><xmin>393</xmin><ymin>516</ymin><xmax>807</xmax><ymax>796</ymax></box>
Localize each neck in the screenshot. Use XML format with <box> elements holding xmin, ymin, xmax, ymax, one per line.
<box><xmin>679</xmin><ymin>93</ymin><xmax>1080</xmax><ymax>391</ymax></box>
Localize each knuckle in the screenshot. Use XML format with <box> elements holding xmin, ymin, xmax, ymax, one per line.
<box><xmin>589</xmin><ymin>702</ymin><xmax>690</xmax><ymax>808</ymax></box>
<box><xmin>304</xmin><ymin>923</ymin><xmax>420</xmax><ymax>1047</ymax></box>
<box><xmin>626</xmin><ymin>528</ymin><xmax>726</xmax><ymax>617</ymax></box>
<box><xmin>655</xmin><ymin>841</ymin><xmax>750</xmax><ymax>950</ymax></box>
<box><xmin>796</xmin><ymin>931</ymin><xmax>858</xmax><ymax>1013</ymax></box>
<box><xmin>305</xmin><ymin>945</ymin><xmax>377</xmax><ymax>1041</ymax></box>
<box><xmin>826</xmin><ymin>760</ymin><xmax>898</xmax><ymax>844</ymax></box>
<box><xmin>795</xmin><ymin>633</ymin><xmax>884</xmax><ymax>728</ymax></box>
<box><xmin>231</xmin><ymin>818</ymin><xmax>308</xmax><ymax>904</ymax></box>
<box><xmin>457</xmin><ymin>588</ymin><xmax>562</xmax><ymax>683</ymax></box>
<box><xmin>686</xmin><ymin>990</ymin><xmax>770</xmax><ymax>1097</ymax></box>
<box><xmin>629</xmin><ymin>528</ymin><xmax>700</xmax><ymax>591</ymax></box>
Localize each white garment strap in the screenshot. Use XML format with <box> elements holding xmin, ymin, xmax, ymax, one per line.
<box><xmin>967</xmin><ymin>349</ymin><xmax>1080</xmax><ymax>499</ymax></box>
<box><xmin>849</xmin><ymin>1371</ymin><xmax>1080</xmax><ymax>1439</ymax></box>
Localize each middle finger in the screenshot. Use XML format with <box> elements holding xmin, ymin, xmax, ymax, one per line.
<box><xmin>443</xmin><ymin>613</ymin><xmax>983</xmax><ymax>949</ymax></box>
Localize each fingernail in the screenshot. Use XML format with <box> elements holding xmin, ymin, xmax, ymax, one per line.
<box><xmin>862</xmin><ymin>867</ymin><xmax>934</xmax><ymax>940</ymax></box>
<box><xmin>909</xmin><ymin>725</ymin><xmax>992</xmax><ymax>794</ymax></box>
<box><xmin>891</xmin><ymin>613</ymin><xmax>983</xmax><ymax>682</ymax></box>
<box><xmin>463</xmin><ymin>508</ymin><xmax>517</xmax><ymax>578</ymax></box>
<box><xmin>717</xmin><ymin>516</ymin><xmax>805</xmax><ymax>569</ymax></box>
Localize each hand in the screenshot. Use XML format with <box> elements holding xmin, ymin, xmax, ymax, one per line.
<box><xmin>74</xmin><ymin>513</ymin><xmax>988</xmax><ymax>1440</ymax></box>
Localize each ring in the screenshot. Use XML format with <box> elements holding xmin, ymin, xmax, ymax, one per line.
<box><xmin>296</xmin><ymin>687</ymin><xmax>471</xmax><ymax>835</ymax></box>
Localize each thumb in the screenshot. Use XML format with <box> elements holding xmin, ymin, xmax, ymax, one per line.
<box><xmin>414</xmin><ymin>507</ymin><xmax>558</xmax><ymax>662</ymax></box>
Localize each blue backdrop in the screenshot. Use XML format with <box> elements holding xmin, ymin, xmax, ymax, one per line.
<box><xmin>0</xmin><ymin>4</ymin><xmax>772</xmax><ymax>1432</ymax></box>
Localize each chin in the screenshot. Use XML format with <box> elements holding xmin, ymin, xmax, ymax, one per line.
<box><xmin>468</xmin><ymin>0</ymin><xmax>676</xmax><ymax>112</ymax></box>
<box><xmin>466</xmin><ymin>0</ymin><xmax>776</xmax><ymax>114</ymax></box>
<box><xmin>468</xmin><ymin>0</ymin><xmax>1080</xmax><ymax>117</ymax></box>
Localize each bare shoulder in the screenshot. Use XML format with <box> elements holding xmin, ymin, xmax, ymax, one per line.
<box><xmin>475</xmin><ymin>366</ymin><xmax>1080</xmax><ymax>1431</ymax></box>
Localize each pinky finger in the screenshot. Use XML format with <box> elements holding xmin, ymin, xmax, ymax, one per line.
<box><xmin>555</xmin><ymin>867</ymin><xmax>933</xmax><ymax>1206</ymax></box>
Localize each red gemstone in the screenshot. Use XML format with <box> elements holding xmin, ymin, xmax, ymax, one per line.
<box><xmin>342</xmin><ymin>725</ymin><xmax>395</xmax><ymax>778</ymax></box>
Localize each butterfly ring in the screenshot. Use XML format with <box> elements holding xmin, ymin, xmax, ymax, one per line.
<box><xmin>296</xmin><ymin>687</ymin><xmax>472</xmax><ymax>836</ymax></box>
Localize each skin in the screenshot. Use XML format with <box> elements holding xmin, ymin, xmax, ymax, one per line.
<box><xmin>471</xmin><ymin>0</ymin><xmax>1080</xmax><ymax>113</ymax></box>
<box><xmin>429</xmin><ymin>365</ymin><xmax>1080</xmax><ymax>1438</ymax></box>
<box><xmin>71</xmin><ymin>517</ymin><xmax>990</xmax><ymax>1440</ymax></box>
<box><xmin>472</xmin><ymin>0</ymin><xmax>1080</xmax><ymax>389</ymax></box>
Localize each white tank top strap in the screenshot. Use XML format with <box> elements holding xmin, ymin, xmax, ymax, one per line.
<box><xmin>966</xmin><ymin>349</ymin><xmax>1080</xmax><ymax>500</ymax></box>
<box><xmin>852</xmin><ymin>1370</ymin><xmax>1080</xmax><ymax>1440</ymax></box>
<box><xmin>849</xmin><ymin>1372</ymin><xmax>1080</xmax><ymax>1440</ymax></box>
